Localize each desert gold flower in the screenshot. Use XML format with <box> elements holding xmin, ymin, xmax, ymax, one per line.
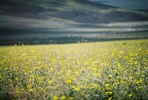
<box><xmin>108</xmin><ymin>97</ymin><xmax>112</xmax><ymax>100</ymax></box>
<box><xmin>129</xmin><ymin>93</ymin><xmax>133</xmax><ymax>97</ymax></box>
<box><xmin>52</xmin><ymin>96</ymin><xmax>58</xmax><ymax>100</ymax></box>
<box><xmin>1</xmin><ymin>40</ymin><xmax>148</xmax><ymax>100</ymax></box>
<box><xmin>105</xmin><ymin>84</ymin><xmax>110</xmax><ymax>87</ymax></box>
<box><xmin>60</xmin><ymin>95</ymin><xmax>66</xmax><ymax>100</ymax></box>
<box><xmin>66</xmin><ymin>79</ymin><xmax>72</xmax><ymax>84</ymax></box>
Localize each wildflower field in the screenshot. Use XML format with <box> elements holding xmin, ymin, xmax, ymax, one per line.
<box><xmin>0</xmin><ymin>39</ymin><xmax>148</xmax><ymax>100</ymax></box>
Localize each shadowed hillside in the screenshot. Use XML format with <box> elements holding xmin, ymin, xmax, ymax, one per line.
<box><xmin>0</xmin><ymin>0</ymin><xmax>148</xmax><ymax>23</ymax></box>
<box><xmin>0</xmin><ymin>0</ymin><xmax>148</xmax><ymax>45</ymax></box>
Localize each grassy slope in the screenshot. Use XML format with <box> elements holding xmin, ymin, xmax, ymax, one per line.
<box><xmin>0</xmin><ymin>14</ymin><xmax>148</xmax><ymax>45</ymax></box>
<box><xmin>0</xmin><ymin>0</ymin><xmax>148</xmax><ymax>23</ymax></box>
<box><xmin>0</xmin><ymin>0</ymin><xmax>148</xmax><ymax>45</ymax></box>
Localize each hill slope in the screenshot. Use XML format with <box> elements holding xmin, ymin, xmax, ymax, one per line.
<box><xmin>0</xmin><ymin>0</ymin><xmax>148</xmax><ymax>45</ymax></box>
<box><xmin>0</xmin><ymin>0</ymin><xmax>148</xmax><ymax>23</ymax></box>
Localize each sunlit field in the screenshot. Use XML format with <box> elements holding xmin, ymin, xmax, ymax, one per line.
<box><xmin>0</xmin><ymin>39</ymin><xmax>148</xmax><ymax>100</ymax></box>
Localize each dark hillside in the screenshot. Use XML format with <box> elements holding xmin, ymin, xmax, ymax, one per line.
<box><xmin>0</xmin><ymin>0</ymin><xmax>148</xmax><ymax>23</ymax></box>
<box><xmin>74</xmin><ymin>0</ymin><xmax>118</xmax><ymax>9</ymax></box>
<box><xmin>0</xmin><ymin>0</ymin><xmax>148</xmax><ymax>45</ymax></box>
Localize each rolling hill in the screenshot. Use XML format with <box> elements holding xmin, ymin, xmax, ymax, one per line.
<box><xmin>1</xmin><ymin>0</ymin><xmax>148</xmax><ymax>23</ymax></box>
<box><xmin>0</xmin><ymin>0</ymin><xmax>148</xmax><ymax>45</ymax></box>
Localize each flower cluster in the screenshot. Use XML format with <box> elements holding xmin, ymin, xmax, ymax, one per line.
<box><xmin>0</xmin><ymin>40</ymin><xmax>148</xmax><ymax>100</ymax></box>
